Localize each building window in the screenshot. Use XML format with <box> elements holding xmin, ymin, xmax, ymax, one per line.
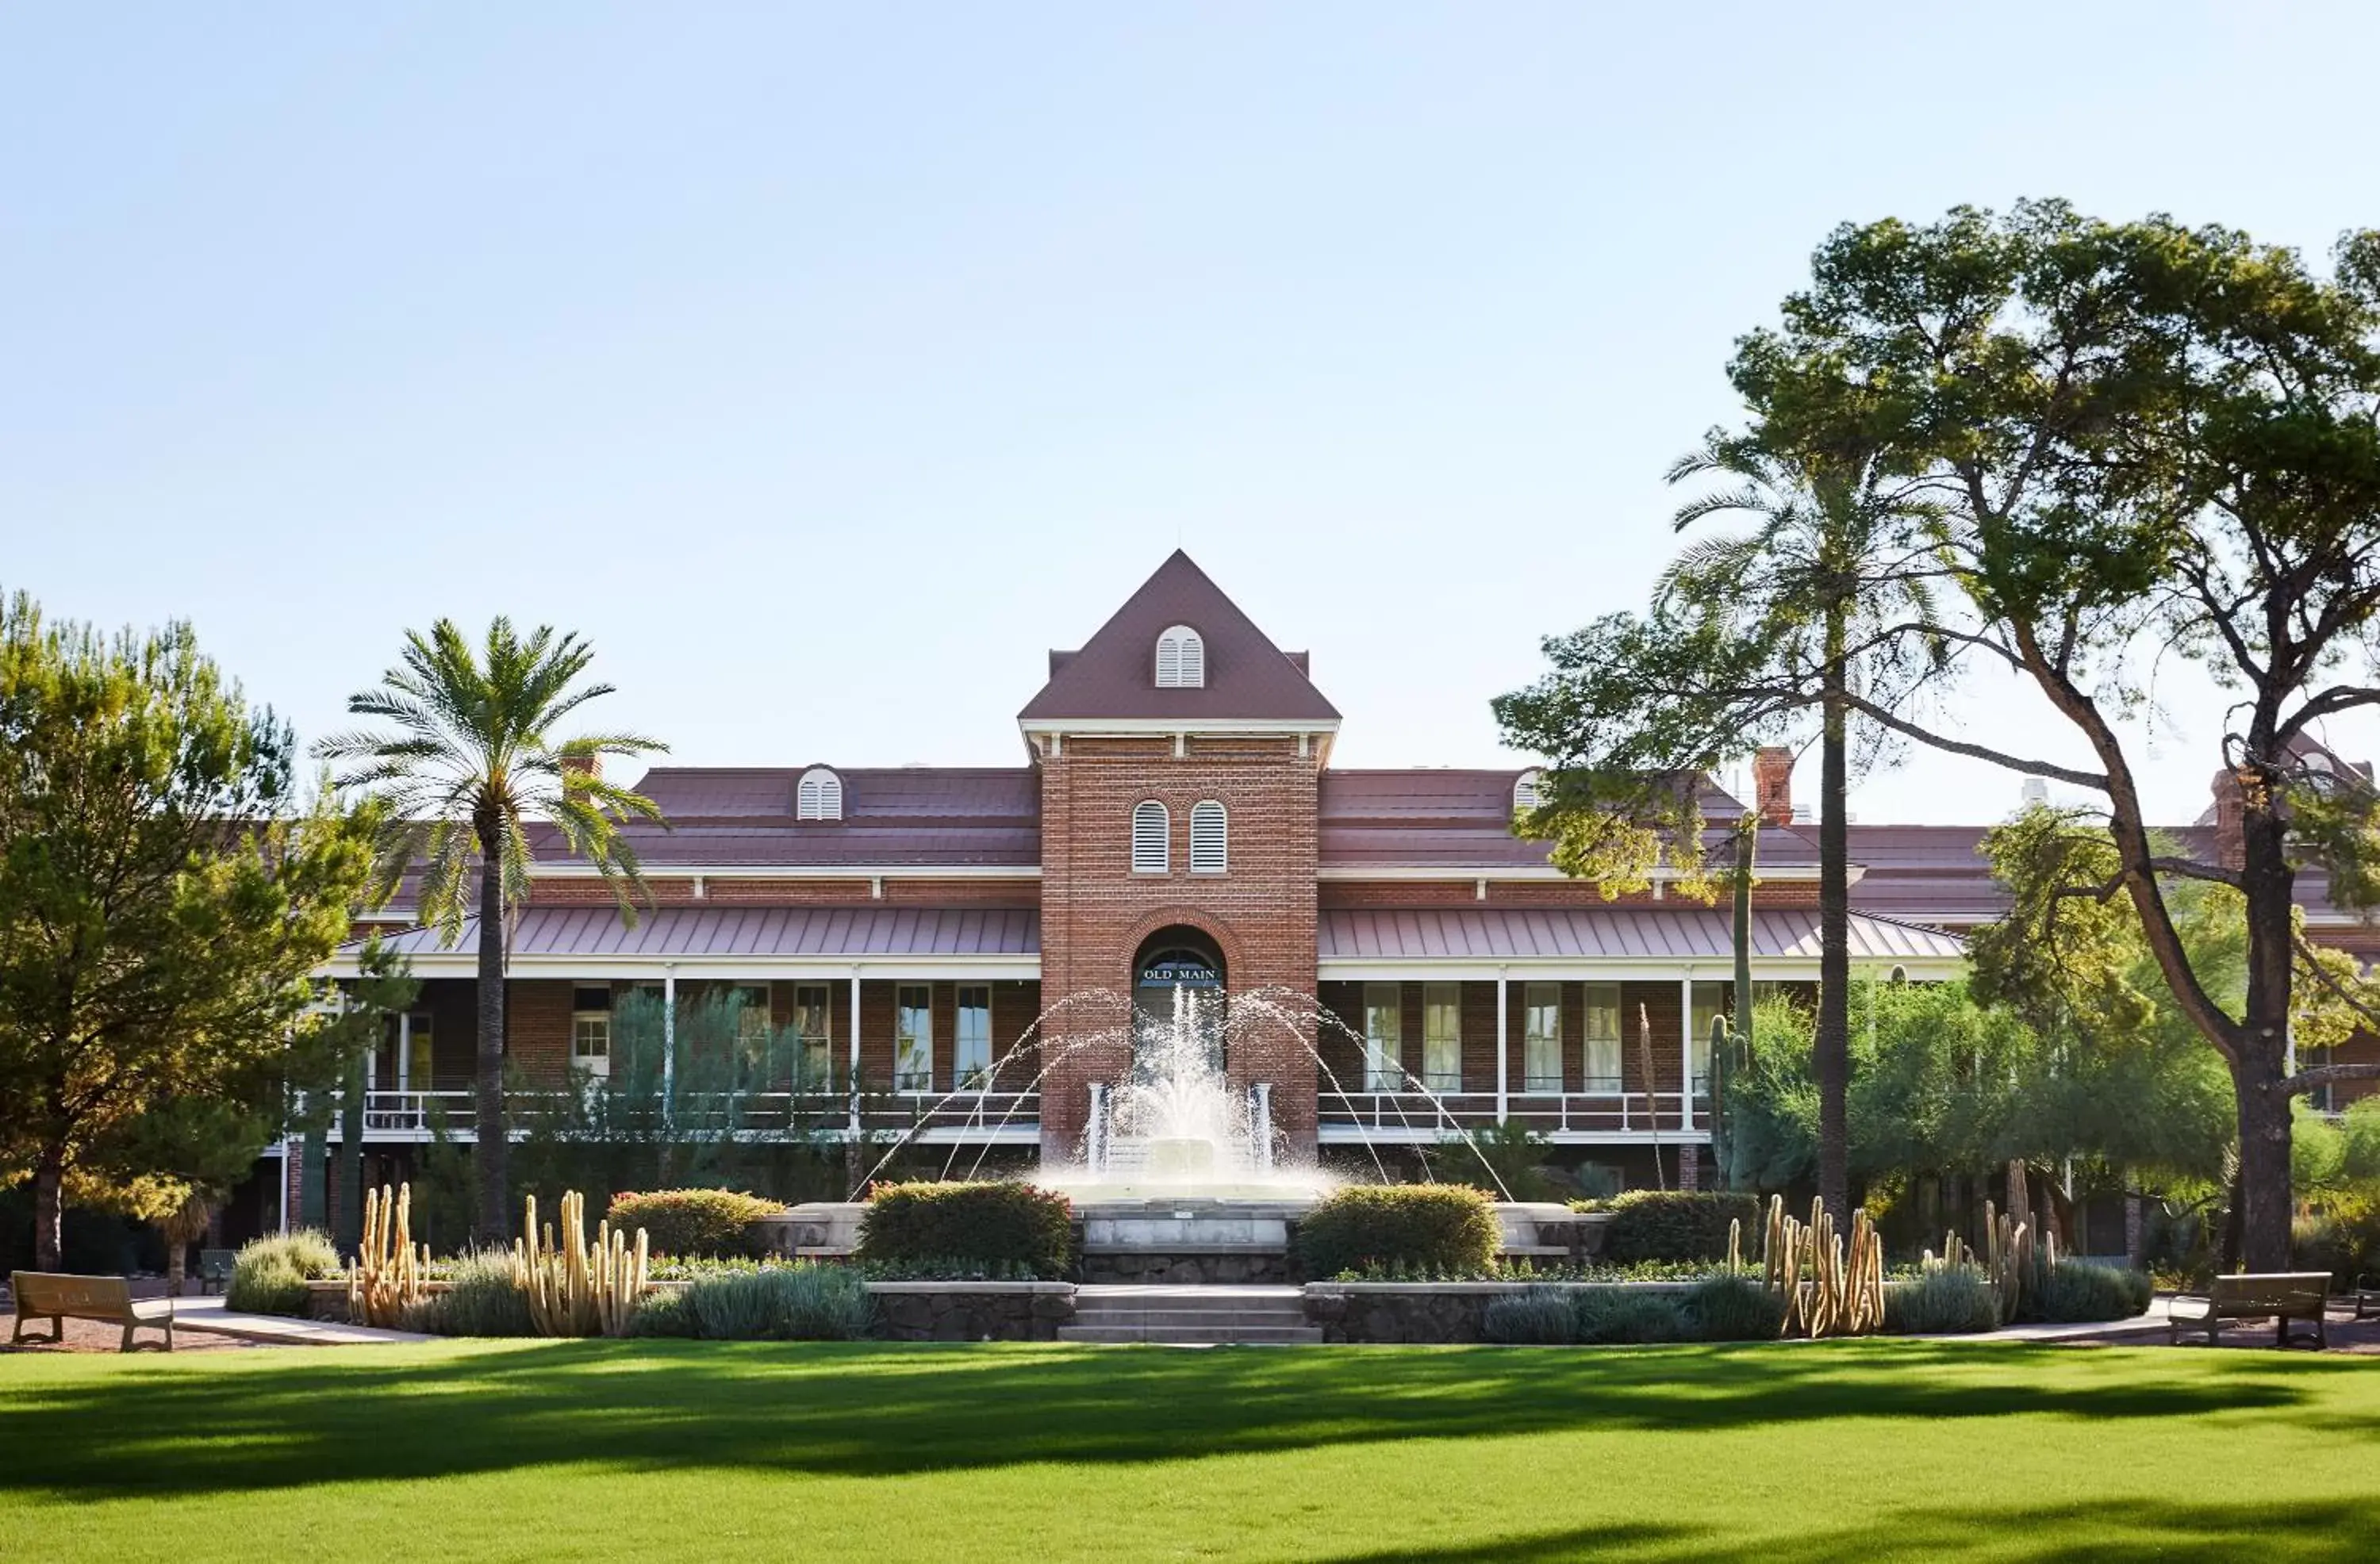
<box><xmin>797</xmin><ymin>766</ymin><xmax>843</xmax><ymax>821</ymax></box>
<box><xmin>570</xmin><ymin>987</ymin><xmax>610</xmax><ymax>1080</ymax></box>
<box><xmin>1154</xmin><ymin>624</ymin><xmax>1205</xmax><ymax>688</ymax></box>
<box><xmin>1583</xmin><ymin>983</ymin><xmax>1621</xmax><ymax>1091</ymax></box>
<box><xmin>1689</xmin><ymin>981</ymin><xmax>1730</xmax><ymax>1098</ymax></box>
<box><xmin>1363</xmin><ymin>983</ymin><xmax>1403</xmax><ymax>1091</ymax></box>
<box><xmin>1131</xmin><ymin>800</ymin><xmax>1170</xmax><ymax>873</ymax></box>
<box><xmin>729</xmin><ymin>984</ymin><xmax>772</xmax><ymax>1070</ymax></box>
<box><xmin>1189</xmin><ymin>799</ymin><xmax>1227</xmax><ymax>874</ymax></box>
<box><xmin>894</xmin><ymin>984</ymin><xmax>933</xmax><ymax>1094</ymax></box>
<box><xmin>1513</xmin><ymin>769</ymin><xmax>1543</xmax><ymax>815</ymax></box>
<box><xmin>1422</xmin><ymin>983</ymin><xmax>1461</xmax><ymax>1092</ymax></box>
<box><xmin>374</xmin><ymin>1010</ymin><xmax>435</xmax><ymax>1091</ymax></box>
<box><xmin>955</xmin><ymin>986</ymin><xmax>992</xmax><ymax>1090</ymax></box>
<box><xmin>1523</xmin><ymin>982</ymin><xmax>1562</xmax><ymax>1093</ymax></box>
<box><xmin>791</xmin><ymin>984</ymin><xmax>832</xmax><ymax>1090</ymax></box>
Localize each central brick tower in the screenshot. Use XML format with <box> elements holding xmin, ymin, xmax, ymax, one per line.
<box><xmin>1020</xmin><ymin>551</ymin><xmax>1339</xmax><ymax>1164</ymax></box>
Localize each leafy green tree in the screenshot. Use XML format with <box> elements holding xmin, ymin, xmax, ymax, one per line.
<box><xmin>0</xmin><ymin>591</ymin><xmax>378</xmax><ymax>1272</ymax></box>
<box><xmin>318</xmin><ymin>619</ymin><xmax>666</xmax><ymax>1244</ymax></box>
<box><xmin>1749</xmin><ymin>204</ymin><xmax>2380</xmax><ymax>1265</ymax></box>
<box><xmin>1496</xmin><ymin>413</ymin><xmax>1952</xmax><ymax>1223</ymax></box>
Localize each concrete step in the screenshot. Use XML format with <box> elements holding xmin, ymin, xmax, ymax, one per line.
<box><xmin>1073</xmin><ymin>1308</ymin><xmax>1308</xmax><ymax>1328</ymax></box>
<box><xmin>1058</xmin><ymin>1324</ymin><xmax>1326</xmax><ymax>1345</ymax></box>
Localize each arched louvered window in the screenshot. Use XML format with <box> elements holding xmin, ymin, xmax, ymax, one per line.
<box><xmin>1188</xmin><ymin>799</ymin><xmax>1227</xmax><ymax>874</ymax></box>
<box><xmin>1154</xmin><ymin>625</ymin><xmax>1205</xmax><ymax>688</ymax></box>
<box><xmin>1131</xmin><ymin>800</ymin><xmax>1170</xmax><ymax>873</ymax></box>
<box><xmin>1512</xmin><ymin>769</ymin><xmax>1542</xmax><ymax>816</ymax></box>
<box><xmin>796</xmin><ymin>766</ymin><xmax>843</xmax><ymax>822</ymax></box>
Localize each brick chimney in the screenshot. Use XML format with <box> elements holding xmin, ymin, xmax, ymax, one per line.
<box><xmin>561</xmin><ymin>753</ymin><xmax>601</xmax><ymax>794</ymax></box>
<box><xmin>2210</xmin><ymin>766</ymin><xmax>2248</xmax><ymax>872</ymax></box>
<box><xmin>1751</xmin><ymin>746</ymin><xmax>1795</xmax><ymax>827</ymax></box>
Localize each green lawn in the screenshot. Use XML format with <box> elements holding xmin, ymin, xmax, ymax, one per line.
<box><xmin>2</xmin><ymin>1339</ymin><xmax>2376</xmax><ymax>1562</ymax></box>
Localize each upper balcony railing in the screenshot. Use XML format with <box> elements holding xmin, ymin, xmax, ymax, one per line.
<box><xmin>316</xmin><ymin>1087</ymin><xmax>1042</xmax><ymax>1142</ymax></box>
<box><xmin>1318</xmin><ymin>1087</ymin><xmax>1708</xmax><ymax>1137</ymax></box>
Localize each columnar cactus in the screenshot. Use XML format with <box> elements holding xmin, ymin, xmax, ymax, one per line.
<box><xmin>347</xmin><ymin>1183</ymin><xmax>431</xmax><ymax>1328</ymax></box>
<box><xmin>513</xmin><ymin>1190</ymin><xmax>651</xmax><ymax>1337</ymax></box>
<box><xmin>1758</xmin><ymin>1193</ymin><xmax>1885</xmax><ymax>1338</ymax></box>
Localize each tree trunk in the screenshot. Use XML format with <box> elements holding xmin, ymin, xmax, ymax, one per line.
<box><xmin>1726</xmin><ymin>823</ymin><xmax>1756</xmax><ymax>1192</ymax></box>
<box><xmin>475</xmin><ymin>848</ymin><xmax>510</xmax><ymax>1245</ymax></box>
<box><xmin>33</xmin><ymin>1144</ymin><xmax>65</xmax><ymax>1272</ymax></box>
<box><xmin>2233</xmin><ymin>1054</ymin><xmax>2294</xmax><ymax>1272</ymax></box>
<box><xmin>2234</xmin><ymin>780</ymin><xmax>2297</xmax><ymax>1272</ymax></box>
<box><xmin>165</xmin><ymin>1236</ymin><xmax>186</xmax><ymax>1296</ymax></box>
<box><xmin>339</xmin><ymin>1045</ymin><xmax>367</xmax><ymax>1259</ymax></box>
<box><xmin>1816</xmin><ymin>625</ymin><xmax>1851</xmax><ymax>1226</ymax></box>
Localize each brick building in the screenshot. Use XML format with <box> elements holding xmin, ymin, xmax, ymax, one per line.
<box><xmin>276</xmin><ymin>550</ymin><xmax>2368</xmax><ymax>1224</ymax></box>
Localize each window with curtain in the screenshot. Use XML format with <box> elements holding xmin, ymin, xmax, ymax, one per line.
<box><xmin>1523</xmin><ymin>983</ymin><xmax>1563</xmax><ymax>1092</ymax></box>
<box><xmin>955</xmin><ymin>986</ymin><xmax>992</xmax><ymax>1089</ymax></box>
<box><xmin>1362</xmin><ymin>983</ymin><xmax>1403</xmax><ymax>1091</ymax></box>
<box><xmin>1689</xmin><ymin>981</ymin><xmax>1730</xmax><ymax>1098</ymax></box>
<box><xmin>1422</xmin><ymin>983</ymin><xmax>1461</xmax><ymax>1092</ymax></box>
<box><xmin>1582</xmin><ymin>983</ymin><xmax>1622</xmax><ymax>1091</ymax></box>
<box><xmin>792</xmin><ymin>984</ymin><xmax>831</xmax><ymax>1090</ymax></box>
<box><xmin>895</xmin><ymin>985</ymin><xmax>933</xmax><ymax>1093</ymax></box>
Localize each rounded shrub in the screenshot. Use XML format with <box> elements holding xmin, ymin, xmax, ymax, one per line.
<box><xmin>606</xmin><ymin>1189</ymin><xmax>785</xmax><ymax>1259</ymax></box>
<box><xmin>627</xmin><ymin>1286</ymin><xmax>697</xmax><ymax>1338</ymax></box>
<box><xmin>1481</xmin><ymin>1291</ymin><xmax>1578</xmax><ymax>1344</ymax></box>
<box><xmin>679</xmin><ymin>1264</ymin><xmax>873</xmax><ymax>1340</ymax></box>
<box><xmin>1594</xmin><ymin>1191</ymin><xmax>1762</xmax><ymax>1264</ymax></box>
<box><xmin>1681</xmin><ymin>1275</ymin><xmax>1787</xmax><ymax>1341</ymax></box>
<box><xmin>856</xmin><ymin>1181</ymin><xmax>1073</xmax><ymax>1278</ymax></box>
<box><xmin>428</xmin><ymin>1251</ymin><xmax>536</xmax><ymax>1337</ymax></box>
<box><xmin>226</xmin><ymin>1229</ymin><xmax>340</xmax><ymax>1317</ymax></box>
<box><xmin>1568</xmin><ymin>1289</ymin><xmax>1687</xmax><ymax>1344</ymax></box>
<box><xmin>1883</xmin><ymin>1267</ymin><xmax>2002</xmax><ymax>1335</ymax></box>
<box><xmin>1293</xmin><ymin>1184</ymin><xmax>1500</xmax><ymax>1281</ymax></box>
<box><xmin>2033</xmin><ymin>1260</ymin><xmax>2152</xmax><ymax>1323</ymax></box>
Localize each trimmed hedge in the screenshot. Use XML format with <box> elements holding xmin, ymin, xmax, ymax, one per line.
<box><xmin>606</xmin><ymin>1189</ymin><xmax>785</xmax><ymax>1259</ymax></box>
<box><xmin>1883</xmin><ymin>1267</ymin><xmax>2001</xmax><ymax>1335</ymax></box>
<box><xmin>2033</xmin><ymin>1260</ymin><xmax>2152</xmax><ymax>1324</ymax></box>
<box><xmin>1294</xmin><ymin>1184</ymin><xmax>1499</xmax><ymax>1281</ymax></box>
<box><xmin>1680</xmin><ymin>1275</ymin><xmax>1787</xmax><ymax>1341</ymax></box>
<box><xmin>1591</xmin><ymin>1191</ymin><xmax>1762</xmax><ymax>1264</ymax></box>
<box><xmin>225</xmin><ymin>1229</ymin><xmax>340</xmax><ymax>1317</ymax></box>
<box><xmin>856</xmin><ymin>1181</ymin><xmax>1073</xmax><ymax>1278</ymax></box>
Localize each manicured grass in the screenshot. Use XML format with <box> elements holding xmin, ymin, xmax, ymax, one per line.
<box><xmin>3</xmin><ymin>1339</ymin><xmax>2378</xmax><ymax>1561</ymax></box>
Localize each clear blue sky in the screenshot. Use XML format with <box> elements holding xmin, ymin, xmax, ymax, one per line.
<box><xmin>6</xmin><ymin>3</ymin><xmax>2374</xmax><ymax>824</ymax></box>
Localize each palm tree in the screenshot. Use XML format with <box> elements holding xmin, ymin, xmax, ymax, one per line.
<box><xmin>1661</xmin><ymin>429</ymin><xmax>1949</xmax><ymax>1223</ymax></box>
<box><xmin>319</xmin><ymin>619</ymin><xmax>666</xmax><ymax>1243</ymax></box>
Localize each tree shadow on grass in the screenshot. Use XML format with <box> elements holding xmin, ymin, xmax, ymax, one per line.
<box><xmin>0</xmin><ymin>1340</ymin><xmax>2369</xmax><ymax>1501</ymax></box>
<box><xmin>1324</xmin><ymin>1498</ymin><xmax>2380</xmax><ymax>1564</ymax></box>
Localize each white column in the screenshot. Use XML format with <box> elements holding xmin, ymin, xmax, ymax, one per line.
<box><xmin>1679</xmin><ymin>969</ymin><xmax>1695</xmax><ymax>1133</ymax></box>
<box><xmin>847</xmin><ymin>966</ymin><xmax>863</xmax><ymax>1135</ymax></box>
<box><xmin>1494</xmin><ymin>967</ymin><xmax>1509</xmax><ymax>1124</ymax></box>
<box><xmin>662</xmin><ymin>965</ymin><xmax>678</xmax><ymax>1122</ymax></box>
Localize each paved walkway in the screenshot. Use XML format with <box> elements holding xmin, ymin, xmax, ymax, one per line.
<box><xmin>170</xmin><ymin>1296</ymin><xmax>435</xmax><ymax>1347</ymax></box>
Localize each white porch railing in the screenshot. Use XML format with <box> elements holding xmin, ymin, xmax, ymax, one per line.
<box><xmin>1317</xmin><ymin>1088</ymin><xmax>1706</xmax><ymax>1137</ymax></box>
<box><xmin>325</xmin><ymin>1088</ymin><xmax>1042</xmax><ymax>1141</ymax></box>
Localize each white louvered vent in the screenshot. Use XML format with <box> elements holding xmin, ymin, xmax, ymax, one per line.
<box><xmin>1154</xmin><ymin>625</ymin><xmax>1205</xmax><ymax>688</ymax></box>
<box><xmin>1189</xmin><ymin>799</ymin><xmax>1227</xmax><ymax>874</ymax></box>
<box><xmin>1131</xmin><ymin>799</ymin><xmax>1170</xmax><ymax>873</ymax></box>
<box><xmin>1512</xmin><ymin>770</ymin><xmax>1542</xmax><ymax>816</ymax></box>
<box><xmin>797</xmin><ymin>766</ymin><xmax>843</xmax><ymax>822</ymax></box>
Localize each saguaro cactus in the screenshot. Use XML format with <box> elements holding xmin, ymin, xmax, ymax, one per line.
<box><xmin>348</xmin><ymin>1183</ymin><xmax>431</xmax><ymax>1328</ymax></box>
<box><xmin>513</xmin><ymin>1190</ymin><xmax>651</xmax><ymax>1337</ymax></box>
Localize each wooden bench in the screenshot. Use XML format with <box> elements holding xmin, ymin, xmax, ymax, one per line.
<box><xmin>10</xmin><ymin>1271</ymin><xmax>175</xmax><ymax>1352</ymax></box>
<box><xmin>2167</xmin><ymin>1271</ymin><xmax>2331</xmax><ymax>1348</ymax></box>
<box><xmin>198</xmin><ymin>1248</ymin><xmax>237</xmax><ymax>1296</ymax></box>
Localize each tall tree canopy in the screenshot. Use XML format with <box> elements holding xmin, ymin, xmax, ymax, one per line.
<box><xmin>0</xmin><ymin>591</ymin><xmax>378</xmax><ymax>1271</ymax></box>
<box><xmin>318</xmin><ymin>619</ymin><xmax>665</xmax><ymax>1244</ymax></box>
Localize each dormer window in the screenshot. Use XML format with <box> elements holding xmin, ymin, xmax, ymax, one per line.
<box><xmin>1154</xmin><ymin>625</ymin><xmax>1205</xmax><ymax>688</ymax></box>
<box><xmin>1513</xmin><ymin>769</ymin><xmax>1543</xmax><ymax>816</ymax></box>
<box><xmin>796</xmin><ymin>766</ymin><xmax>843</xmax><ymax>822</ymax></box>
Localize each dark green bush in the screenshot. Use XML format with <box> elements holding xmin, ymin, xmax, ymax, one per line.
<box><xmin>1883</xmin><ymin>1267</ymin><xmax>2001</xmax><ymax>1335</ymax></box>
<box><xmin>2033</xmin><ymin>1260</ymin><xmax>2152</xmax><ymax>1323</ymax></box>
<box><xmin>1681</xmin><ymin>1275</ymin><xmax>1786</xmax><ymax>1340</ymax></box>
<box><xmin>856</xmin><ymin>1181</ymin><xmax>1073</xmax><ymax>1278</ymax></box>
<box><xmin>1568</xmin><ymin>1288</ymin><xmax>1687</xmax><ymax>1344</ymax></box>
<box><xmin>607</xmin><ymin>1189</ymin><xmax>785</xmax><ymax>1259</ymax></box>
<box><xmin>2295</xmin><ymin>1207</ymin><xmax>2380</xmax><ymax>1290</ymax></box>
<box><xmin>627</xmin><ymin>1286</ymin><xmax>697</xmax><ymax>1338</ymax></box>
<box><xmin>1293</xmin><ymin>1184</ymin><xmax>1500</xmax><ymax>1281</ymax></box>
<box><xmin>1481</xmin><ymin>1292</ymin><xmax>1577</xmax><ymax>1344</ymax></box>
<box><xmin>1592</xmin><ymin>1191</ymin><xmax>1762</xmax><ymax>1264</ymax></box>
<box><xmin>678</xmin><ymin>1265</ymin><xmax>873</xmax><ymax>1340</ymax></box>
<box><xmin>428</xmin><ymin>1252</ymin><xmax>536</xmax><ymax>1337</ymax></box>
<box><xmin>225</xmin><ymin>1230</ymin><xmax>340</xmax><ymax>1317</ymax></box>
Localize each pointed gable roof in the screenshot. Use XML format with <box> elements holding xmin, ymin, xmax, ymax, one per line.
<box><xmin>1019</xmin><ymin>550</ymin><xmax>1341</xmax><ymax>724</ymax></box>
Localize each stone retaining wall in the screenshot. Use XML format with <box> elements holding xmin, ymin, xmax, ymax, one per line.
<box><xmin>302</xmin><ymin>1276</ymin><xmax>1074</xmax><ymax>1340</ymax></box>
<box><xmin>1302</xmin><ymin>1281</ymin><xmax>1694</xmax><ymax>1344</ymax></box>
<box><xmin>1079</xmin><ymin>1249</ymin><xmax>1292</xmax><ymax>1284</ymax></box>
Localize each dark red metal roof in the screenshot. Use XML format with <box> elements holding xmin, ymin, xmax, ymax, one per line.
<box><xmin>1018</xmin><ymin>550</ymin><xmax>1340</xmax><ymax>724</ymax></box>
<box><xmin>1319</xmin><ymin>907</ymin><xmax>1964</xmax><ymax>961</ymax></box>
<box><xmin>364</xmin><ymin>906</ymin><xmax>1041</xmax><ymax>960</ymax></box>
<box><xmin>1319</xmin><ymin>769</ymin><xmax>1821</xmax><ymax>872</ymax></box>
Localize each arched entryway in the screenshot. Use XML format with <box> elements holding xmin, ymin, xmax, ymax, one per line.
<box><xmin>1131</xmin><ymin>925</ymin><xmax>1226</xmax><ymax>1076</ymax></box>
